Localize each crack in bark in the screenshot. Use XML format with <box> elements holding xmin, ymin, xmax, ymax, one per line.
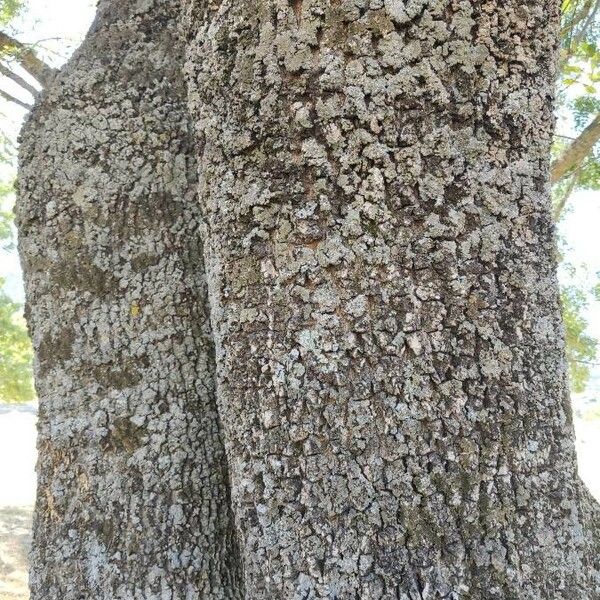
<box><xmin>289</xmin><ymin>0</ymin><xmax>303</xmax><ymax>25</ymax></box>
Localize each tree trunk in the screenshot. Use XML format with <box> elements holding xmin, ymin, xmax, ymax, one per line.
<box><xmin>16</xmin><ymin>0</ymin><xmax>600</xmax><ymax>598</ymax></box>
<box><xmin>184</xmin><ymin>1</ymin><xmax>599</xmax><ymax>598</ymax></box>
<box><xmin>16</xmin><ymin>2</ymin><xmax>242</xmax><ymax>598</ymax></box>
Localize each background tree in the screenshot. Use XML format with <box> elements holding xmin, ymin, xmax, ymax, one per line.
<box><xmin>0</xmin><ymin>0</ymin><xmax>53</xmax><ymax>110</ymax></box>
<box><xmin>0</xmin><ymin>277</ymin><xmax>34</xmax><ymax>401</ymax></box>
<box><xmin>562</xmin><ymin>285</ymin><xmax>598</xmax><ymax>392</ymax></box>
<box><xmin>553</xmin><ymin>0</ymin><xmax>600</xmax><ymax>200</ymax></box>
<box><xmin>0</xmin><ymin>0</ymin><xmax>58</xmax><ymax>403</ymax></box>
<box><xmin>0</xmin><ymin>196</ymin><xmax>33</xmax><ymax>402</ymax></box>
<box><xmin>552</xmin><ymin>0</ymin><xmax>600</xmax><ymax>392</ymax></box>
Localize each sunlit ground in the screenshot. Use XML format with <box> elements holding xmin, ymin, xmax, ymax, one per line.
<box><xmin>0</xmin><ymin>398</ymin><xmax>598</xmax><ymax>599</ymax></box>
<box><xmin>0</xmin><ymin>402</ymin><xmax>35</xmax><ymax>600</ymax></box>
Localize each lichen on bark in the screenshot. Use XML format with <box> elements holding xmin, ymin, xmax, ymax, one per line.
<box><xmin>184</xmin><ymin>0</ymin><xmax>600</xmax><ymax>597</ymax></box>
<box><xmin>16</xmin><ymin>1</ymin><xmax>242</xmax><ymax>598</ymax></box>
<box><xmin>15</xmin><ymin>0</ymin><xmax>600</xmax><ymax>598</ymax></box>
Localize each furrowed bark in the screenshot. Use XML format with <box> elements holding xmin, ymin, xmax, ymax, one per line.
<box><xmin>16</xmin><ymin>1</ymin><xmax>242</xmax><ymax>598</ymax></box>
<box><xmin>185</xmin><ymin>1</ymin><xmax>599</xmax><ymax>598</ymax></box>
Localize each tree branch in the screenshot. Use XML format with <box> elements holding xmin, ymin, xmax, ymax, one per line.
<box><xmin>0</xmin><ymin>61</ymin><xmax>38</xmax><ymax>98</ymax></box>
<box><xmin>0</xmin><ymin>87</ymin><xmax>31</xmax><ymax>110</ymax></box>
<box><xmin>551</xmin><ymin>113</ymin><xmax>600</xmax><ymax>184</ymax></box>
<box><xmin>561</xmin><ymin>0</ymin><xmax>594</xmax><ymax>37</ymax></box>
<box><xmin>0</xmin><ymin>31</ymin><xmax>57</xmax><ymax>86</ymax></box>
<box><xmin>559</xmin><ymin>0</ymin><xmax>600</xmax><ymax>70</ymax></box>
<box><xmin>553</xmin><ymin>170</ymin><xmax>580</xmax><ymax>220</ymax></box>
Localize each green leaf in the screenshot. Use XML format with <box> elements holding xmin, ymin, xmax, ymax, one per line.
<box><xmin>561</xmin><ymin>286</ymin><xmax>598</xmax><ymax>394</ymax></box>
<box><xmin>564</xmin><ymin>64</ymin><xmax>584</xmax><ymax>74</ymax></box>
<box><xmin>0</xmin><ymin>278</ymin><xmax>34</xmax><ymax>403</ymax></box>
<box><xmin>0</xmin><ymin>0</ymin><xmax>22</xmax><ymax>26</ymax></box>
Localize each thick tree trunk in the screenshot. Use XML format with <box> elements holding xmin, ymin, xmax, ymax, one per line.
<box><xmin>184</xmin><ymin>1</ymin><xmax>599</xmax><ymax>598</ymax></box>
<box><xmin>16</xmin><ymin>0</ymin><xmax>600</xmax><ymax>598</ymax></box>
<box><xmin>16</xmin><ymin>2</ymin><xmax>242</xmax><ymax>598</ymax></box>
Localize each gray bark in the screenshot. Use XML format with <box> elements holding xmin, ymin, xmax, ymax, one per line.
<box><xmin>16</xmin><ymin>2</ymin><xmax>242</xmax><ymax>598</ymax></box>
<box><xmin>15</xmin><ymin>0</ymin><xmax>600</xmax><ymax>599</ymax></box>
<box><xmin>184</xmin><ymin>0</ymin><xmax>599</xmax><ymax>598</ymax></box>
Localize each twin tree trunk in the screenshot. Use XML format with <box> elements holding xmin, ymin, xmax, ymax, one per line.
<box><xmin>15</xmin><ymin>0</ymin><xmax>600</xmax><ymax>598</ymax></box>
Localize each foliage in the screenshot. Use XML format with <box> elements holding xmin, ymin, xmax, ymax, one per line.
<box><xmin>0</xmin><ymin>1</ymin><xmax>33</xmax><ymax>403</ymax></box>
<box><xmin>0</xmin><ymin>179</ymin><xmax>34</xmax><ymax>402</ymax></box>
<box><xmin>0</xmin><ymin>180</ymin><xmax>16</xmax><ymax>247</ymax></box>
<box><xmin>0</xmin><ymin>0</ymin><xmax>22</xmax><ymax>27</ymax></box>
<box><xmin>553</xmin><ymin>1</ymin><xmax>600</xmax><ymax>393</ymax></box>
<box><xmin>555</xmin><ymin>0</ymin><xmax>600</xmax><ymax>201</ymax></box>
<box><xmin>561</xmin><ymin>286</ymin><xmax>597</xmax><ymax>393</ymax></box>
<box><xmin>0</xmin><ymin>276</ymin><xmax>34</xmax><ymax>402</ymax></box>
<box><xmin>0</xmin><ymin>209</ymin><xmax>12</xmax><ymax>247</ymax></box>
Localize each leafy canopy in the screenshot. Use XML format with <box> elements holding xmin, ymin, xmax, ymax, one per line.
<box><xmin>0</xmin><ymin>0</ymin><xmax>22</xmax><ymax>27</ymax></box>
<box><xmin>0</xmin><ymin>201</ymin><xmax>34</xmax><ymax>402</ymax></box>
<box><xmin>556</xmin><ymin>0</ymin><xmax>600</xmax><ymax>199</ymax></box>
<box><xmin>562</xmin><ymin>286</ymin><xmax>597</xmax><ymax>393</ymax></box>
<box><xmin>554</xmin><ymin>0</ymin><xmax>600</xmax><ymax>392</ymax></box>
<box><xmin>0</xmin><ymin>276</ymin><xmax>34</xmax><ymax>402</ymax></box>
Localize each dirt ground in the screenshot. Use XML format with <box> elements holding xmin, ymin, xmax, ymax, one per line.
<box><xmin>0</xmin><ymin>403</ymin><xmax>36</xmax><ymax>600</ymax></box>
<box><xmin>0</xmin><ymin>507</ymin><xmax>31</xmax><ymax>600</ymax></box>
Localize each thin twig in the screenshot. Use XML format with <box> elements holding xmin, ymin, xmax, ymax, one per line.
<box><xmin>0</xmin><ymin>61</ymin><xmax>38</xmax><ymax>97</ymax></box>
<box><xmin>0</xmin><ymin>87</ymin><xmax>31</xmax><ymax>110</ymax></box>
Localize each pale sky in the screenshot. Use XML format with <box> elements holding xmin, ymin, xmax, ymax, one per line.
<box><xmin>15</xmin><ymin>0</ymin><xmax>96</xmax><ymax>57</ymax></box>
<box><xmin>0</xmin><ymin>0</ymin><xmax>599</xmax><ymax>402</ymax></box>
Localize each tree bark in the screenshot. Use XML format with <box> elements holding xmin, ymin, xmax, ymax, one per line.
<box><xmin>16</xmin><ymin>0</ymin><xmax>600</xmax><ymax>598</ymax></box>
<box><xmin>16</xmin><ymin>2</ymin><xmax>242</xmax><ymax>598</ymax></box>
<box><xmin>184</xmin><ymin>1</ymin><xmax>599</xmax><ymax>598</ymax></box>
